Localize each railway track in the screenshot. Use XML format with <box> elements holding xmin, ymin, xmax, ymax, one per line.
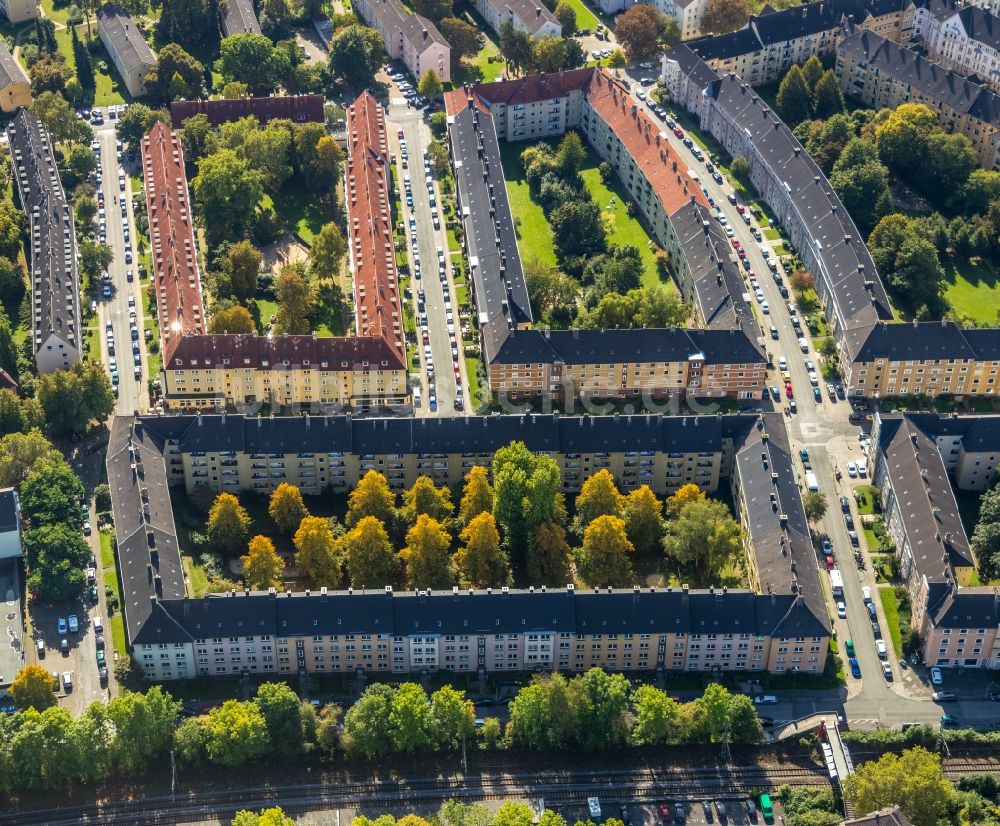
<box><xmin>4</xmin><ymin>756</ymin><xmax>999</xmax><ymax>825</ymax></box>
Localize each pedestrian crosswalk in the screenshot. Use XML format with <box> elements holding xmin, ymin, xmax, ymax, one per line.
<box><xmin>847</xmin><ymin>718</ymin><xmax>879</xmax><ymax>726</ymax></box>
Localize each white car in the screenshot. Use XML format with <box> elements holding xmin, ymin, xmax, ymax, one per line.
<box><xmin>761</xmin><ymin>301</ymin><xmax>770</xmax><ymax>314</ymax></box>
<box><xmin>808</xmin><ymin>371</ymin><xmax>819</xmax><ymax>386</ymax></box>
<box><xmin>862</xmin><ymin>586</ymin><xmax>872</xmax><ymax>603</ymax></box>
<box><xmin>882</xmin><ymin>662</ymin><xmax>893</xmax><ymax>680</ymax></box>
<box><xmin>875</xmin><ymin>639</ymin><xmax>887</xmax><ymax>659</ymax></box>
<box><xmin>836</xmin><ymin>601</ymin><xmax>847</xmax><ymax>619</ymax></box>
<box><xmin>857</xmin><ymin>460</ymin><xmax>868</xmax><ymax>477</ymax></box>
<box><xmin>778</xmin><ymin>357</ymin><xmax>787</xmax><ymax>370</ymax></box>
<box><xmin>846</xmin><ymin>462</ymin><xmax>857</xmax><ymax>477</ymax></box>
<box><xmin>930</xmin><ymin>667</ymin><xmax>943</xmax><ymax>685</ymax></box>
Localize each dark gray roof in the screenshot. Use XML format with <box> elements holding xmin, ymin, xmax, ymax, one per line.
<box><xmin>750</xmin><ymin>0</ymin><xmax>870</xmax><ymax>45</ymax></box>
<box><xmin>839</xmin><ymin>30</ymin><xmax>1000</xmax><ymax>123</ymax></box>
<box><xmin>97</xmin><ymin>4</ymin><xmax>154</xmax><ymax>75</ymax></box>
<box><xmin>6</xmin><ymin>111</ymin><xmax>81</xmax><ymax>357</ymax></box>
<box><xmin>448</xmin><ymin>100</ymin><xmax>532</xmax><ymax>330</ymax></box>
<box><xmin>844</xmin><ymin>807</ymin><xmax>914</xmax><ymax>826</ymax></box>
<box><xmin>220</xmin><ymin>0</ymin><xmax>260</xmax><ymax>35</ymax></box>
<box><xmin>504</xmin><ymin>0</ymin><xmax>560</xmax><ymax>35</ymax></box>
<box><xmin>362</xmin><ymin>0</ymin><xmax>448</xmax><ymax>49</ymax></box>
<box><xmin>671</xmin><ymin>201</ymin><xmax>757</xmax><ymax>335</ymax></box>
<box><xmin>107</xmin><ymin>416</ymin><xmax>185</xmax><ymax>643</ymax></box>
<box><xmin>949</xmin><ymin>5</ymin><xmax>1000</xmax><ymax>53</ymax></box>
<box><xmin>664</xmin><ymin>44</ymin><xmax>722</xmax><ymax>90</ymax></box>
<box><xmin>928</xmin><ymin>587</ymin><xmax>1000</xmax><ymax>630</ymax></box>
<box><xmin>690</xmin><ymin>28</ymin><xmax>763</xmax><ymax>61</ymax></box>
<box><xmin>704</xmin><ymin>76</ymin><xmax>892</xmax><ymax>335</ymax></box>
<box><xmin>847</xmin><ymin>321</ymin><xmax>1000</xmax><ymax>364</ymax></box>
<box><xmin>139</xmin><ymin>411</ymin><xmax>750</xmax><ymax>459</ymax></box>
<box><xmin>0</xmin><ymin>39</ymin><xmax>27</xmax><ymax>91</ymax></box>
<box><xmin>0</xmin><ymin>490</ymin><xmax>19</xmax><ymax>536</ymax></box>
<box><xmin>485</xmin><ymin>326</ymin><xmax>765</xmax><ymax>370</ymax></box>
<box><xmin>876</xmin><ymin>415</ymin><xmax>976</xmax><ymax>583</ymax></box>
<box><xmin>732</xmin><ymin>413</ymin><xmax>830</xmax><ymax>633</ymax></box>
<box><xmin>140</xmin><ymin>584</ymin><xmax>829</xmax><ymax>642</ymax></box>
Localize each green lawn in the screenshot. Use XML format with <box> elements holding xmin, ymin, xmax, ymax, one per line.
<box><xmin>942</xmin><ymin>257</ymin><xmax>1000</xmax><ymax>326</ymax></box>
<box><xmin>579</xmin><ymin>163</ymin><xmax>663</xmax><ymax>289</ymax></box>
<box><xmin>878</xmin><ymin>586</ymin><xmax>903</xmax><ymax>658</ymax></box>
<box><xmin>110</xmin><ymin>614</ymin><xmax>126</xmax><ymax>657</ymax></box>
<box><xmin>560</xmin><ymin>0</ymin><xmax>600</xmax><ymax>30</ymax></box>
<box><xmin>184</xmin><ymin>556</ymin><xmax>209</xmax><ymax>598</ymax></box>
<box><xmin>99</xmin><ymin>529</ymin><xmax>115</xmax><ymax>569</ymax></box>
<box><xmin>265</xmin><ymin>181</ymin><xmax>336</xmax><ymax>244</ymax></box>
<box><xmin>465</xmin><ymin>355</ymin><xmax>483</xmax><ymax>410</ymax></box>
<box><xmin>455</xmin><ymin>39</ymin><xmax>505</xmax><ymax>85</ymax></box>
<box><xmin>764</xmin><ymin>228</ymin><xmax>781</xmax><ymax>241</ymax></box>
<box><xmin>40</xmin><ymin>0</ymin><xmax>71</xmax><ymax>24</ymax></box>
<box><xmin>52</xmin><ymin>27</ymin><xmax>128</xmax><ymax>107</ymax></box>
<box><xmin>500</xmin><ymin>141</ymin><xmax>559</xmax><ymax>268</ymax></box>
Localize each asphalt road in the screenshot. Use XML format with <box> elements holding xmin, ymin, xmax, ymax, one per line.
<box><xmin>386</xmin><ymin>79</ymin><xmax>470</xmax><ymax>415</ymax></box>
<box><xmin>94</xmin><ymin>119</ymin><xmax>146</xmax><ymax>416</ymax></box>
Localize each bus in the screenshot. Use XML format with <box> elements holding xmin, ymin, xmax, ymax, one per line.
<box><xmin>830</xmin><ymin>569</ymin><xmax>844</xmax><ymax>599</ymax></box>
<box><xmin>759</xmin><ymin>794</ymin><xmax>774</xmax><ymax>824</ymax></box>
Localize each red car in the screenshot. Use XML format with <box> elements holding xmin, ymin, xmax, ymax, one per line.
<box><xmin>673</xmin><ymin>127</ymin><xmax>684</xmax><ymax>139</ymax></box>
<box><xmin>658</xmin><ymin>804</ymin><xmax>672</xmax><ymax>822</ymax></box>
<box><xmin>826</xmin><ymin>555</ymin><xmax>835</xmax><ymax>570</ymax></box>
<box><xmin>736</xmin><ymin>204</ymin><xmax>746</xmax><ymax>214</ymax></box>
<box><xmin>738</xmin><ymin>249</ymin><xmax>746</xmax><ymax>259</ymax></box>
<box><xmin>785</xmin><ymin>386</ymin><xmax>794</xmax><ymax>399</ymax></box>
<box><xmin>731</xmin><ymin>239</ymin><xmax>741</xmax><ymax>250</ymax></box>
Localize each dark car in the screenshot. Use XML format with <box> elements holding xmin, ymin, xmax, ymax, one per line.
<box><xmin>848</xmin><ymin>530</ymin><xmax>859</xmax><ymax>546</ymax></box>
<box><xmin>674</xmin><ymin>803</ymin><xmax>686</xmax><ymax>823</ymax></box>
<box><xmin>620</xmin><ymin>805</ymin><xmax>631</xmax><ymax>825</ymax></box>
<box><xmin>872</xmin><ymin>621</ymin><xmax>882</xmax><ymax>639</ymax></box>
<box><xmin>701</xmin><ymin>801</ymin><xmax>713</xmax><ymax>823</ymax></box>
<box><xmin>845</xmin><ymin>514</ymin><xmax>855</xmax><ymax>530</ymax></box>
<box><xmin>840</xmin><ymin>496</ymin><xmax>850</xmax><ymax>513</ymax></box>
<box><xmin>849</xmin><ymin>413</ymin><xmax>865</xmax><ymax>424</ymax></box>
<box><xmin>99</xmin><ymin>666</ymin><xmax>108</xmax><ymax>685</ymax></box>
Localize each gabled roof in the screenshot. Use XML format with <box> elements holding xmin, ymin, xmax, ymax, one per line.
<box><xmin>469</xmin><ymin>67</ymin><xmax>594</xmax><ymax>107</ymax></box>
<box><xmin>846</xmin><ymin>320</ymin><xmax>1000</xmax><ymax>364</ymax></box>
<box><xmin>844</xmin><ymin>806</ymin><xmax>914</xmax><ymax>826</ymax></box>
<box><xmin>504</xmin><ymin>0</ymin><xmax>561</xmax><ymax>36</ymax></box>
<box><xmin>170</xmin><ymin>94</ymin><xmax>324</xmax><ymax>128</ymax></box>
<box><xmin>0</xmin><ymin>490</ymin><xmax>19</xmax><ymax>536</ymax></box>
<box><xmin>220</xmin><ymin>0</ymin><xmax>261</xmax><ymax>34</ymax></box>
<box><xmin>0</xmin><ymin>39</ymin><xmax>28</xmax><ymax>91</ymax></box>
<box><xmin>97</xmin><ymin>4</ymin><xmax>155</xmax><ymax>74</ymax></box>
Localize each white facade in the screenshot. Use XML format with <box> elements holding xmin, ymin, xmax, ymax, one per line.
<box><xmin>355</xmin><ymin>0</ymin><xmax>452</xmax><ymax>83</ymax></box>
<box><xmin>923</xmin><ymin>8</ymin><xmax>1000</xmax><ymax>93</ymax></box>
<box><xmin>594</xmin><ymin>0</ymin><xmax>705</xmax><ymax>41</ymax></box>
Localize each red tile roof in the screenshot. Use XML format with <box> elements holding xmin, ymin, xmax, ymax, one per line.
<box><xmin>584</xmin><ymin>69</ymin><xmax>709</xmax><ymax>217</ymax></box>
<box><xmin>170</xmin><ymin>94</ymin><xmax>325</xmax><ymax>128</ymax></box>
<box><xmin>141</xmin><ymin>122</ymin><xmax>206</xmax><ymax>362</ymax></box>
<box><xmin>471</xmin><ymin>67</ymin><xmax>595</xmax><ymax>107</ymax></box>
<box><xmin>167</xmin><ymin>332</ymin><xmax>406</xmax><ymax>370</ymax></box>
<box><xmin>346</xmin><ymin>92</ymin><xmax>405</xmax><ymax>362</ymax></box>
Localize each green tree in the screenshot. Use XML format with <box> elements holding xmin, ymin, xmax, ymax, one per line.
<box><xmin>329</xmin><ymin>25</ymin><xmax>383</xmax><ymax>87</ymax></box>
<box><xmin>204</xmin><ymin>700</ymin><xmax>270</xmax><ymax>766</ymax></box>
<box><xmin>400</xmin><ymin>514</ymin><xmax>453</xmax><ymax>588</ymax></box>
<box><xmin>829</xmin><ymin>138</ymin><xmax>892</xmax><ymax>233</ymax></box>
<box><xmin>418</xmin><ymin>69</ymin><xmax>443</xmax><ymax>99</ymax></box>
<box><xmin>614</xmin><ymin>4</ymin><xmax>667</xmax><ymax>61</ymax></box>
<box><xmin>402</xmin><ymin>475</ymin><xmax>454</xmax><ymax>525</ymax></box>
<box><xmin>963</xmin><ymin>168</ymin><xmax>1000</xmax><ymax>213</ymax></box>
<box><xmin>572</xmin><ymin>468</ymin><xmax>623</xmax><ymax>535</ymax></box>
<box><xmin>0</xmin><ymin>202</ymin><xmax>25</xmax><ymax>261</ymax></box>
<box><xmin>459</xmin><ymin>465</ymin><xmax>493</xmax><ymax>525</ymax></box>
<box><xmin>524</xmin><ymin>261</ymin><xmax>579</xmax><ymax>323</ymax></box>
<box><xmin>430</xmin><ymin>685</ymin><xmax>475</xmax><ymax>749</ymax></box>
<box><xmin>802</xmin><ymin>491</ymin><xmax>827</xmax><ymax>524</ymax></box>
<box><xmin>269</xmin><ymin>482</ymin><xmax>309</xmax><ymax>534</ymax></box>
<box><xmin>532</xmin><ymin>37</ymin><xmax>569</xmax><ymax>74</ymax></box>
<box><xmin>622</xmin><ymin>486</ymin><xmax>663</xmax><ymax>551</ymax></box>
<box><xmin>293</xmin><ymin>515</ymin><xmax>341</xmax><ymax>586</ymax></box>
<box><xmin>342</xmin><ymin>683</ymin><xmax>395</xmax><ymax>758</ymax></box>
<box><xmin>812</xmin><ymin>70</ymin><xmax>845</xmax><ymax>119</ymax></box>
<box><xmin>232</xmin><ymin>807</ymin><xmax>296</xmax><ymax>826</ymax></box>
<box><xmin>107</xmin><ymin>686</ymin><xmax>181</xmax><ymax>774</ymax></box>
<box><xmin>310</xmin><ymin>222</ymin><xmax>346</xmax><ymax>281</ymax></box>
<box><xmin>580</xmin><ymin>285</ymin><xmax>686</xmax><ymax>330</ymax></box>
<box><xmin>630</xmin><ymin>685</ymin><xmax>679</xmax><ymax>745</ymax></box>
<box><xmin>255</xmin><ymin>682</ymin><xmax>305</xmax><ymax>759</ymax></box>
<box><xmin>10</xmin><ymin>664</ymin><xmax>58</xmax><ymax>711</ymax></box>
<box><xmin>529</xmin><ymin>520</ymin><xmax>571</xmax><ymax>584</ymax></box>
<box><xmin>499</xmin><ymin>20</ymin><xmax>533</xmax><ymax>74</ymax></box>
<box><xmin>343</xmin><ymin>516</ymin><xmax>396</xmax><ymax>587</ymax></box>
<box><xmin>0</xmin><ymin>429</ymin><xmax>61</xmax><ymax>487</ymax></box>
<box><xmin>439</xmin><ymin>18</ymin><xmax>479</xmax><ymax>67</ymax></box>
<box><xmin>208</xmin><ymin>305</ymin><xmax>256</xmax><ymax>334</ymax></box>
<box><xmin>218</xmin><ymin>34</ymin><xmax>288</xmax><ymax>95</ymax></box>
<box><xmin>32</xmin><ymin>90</ymin><xmax>89</xmax><ymax>143</ymax></box>
<box><xmin>116</xmin><ymin>103</ymin><xmax>170</xmax><ymax>148</ymax></box>
<box><xmin>662</xmin><ymin>496</ymin><xmax>742</xmax><ymax>581</ymax></box>
<box><xmin>207</xmin><ymin>492</ymin><xmax>252</xmax><ymax>555</ymax></box>
<box><xmin>454</xmin><ymin>512</ymin><xmax>511</xmax><ymax>588</ymax></box>
<box><xmin>924</xmin><ymin>131</ymin><xmax>977</xmax><ymax>194</ymax></box>
<box><xmin>223</xmin><ymin>240</ymin><xmax>263</xmax><ymax>303</ymax></box>
<box><xmin>607</xmin><ymin>49</ymin><xmax>626</xmax><ymax>69</ymax></box>
<box><xmin>347</xmin><ymin>470</ymin><xmax>396</xmax><ymax>527</ymax></box>
<box><xmin>576</xmin><ymin>514</ymin><xmax>634</xmax><ymax>587</ymax></box>
<box><xmin>493</xmin><ymin>803</ymin><xmax>536</xmax><ymax>826</ymax></box>
<box><xmin>553</xmin><ymin>0</ymin><xmax>576</xmax><ymax>34</ymax></box>
<box><xmin>776</xmin><ymin>65</ymin><xmax>812</xmax><ymax>126</ymax></box>
<box><xmin>493</xmin><ymin>441</ymin><xmax>562</xmax><ymax>565</ymax></box>
<box><xmin>145</xmin><ymin>43</ymin><xmax>205</xmax><ymax>102</ymax></box>
<box><xmin>550</xmin><ymin>200</ymin><xmax>605</xmax><ymax>257</ymax></box>
<box><xmin>274</xmin><ymin>263</ymin><xmax>312</xmax><ymax>335</ymax></box>
<box><xmin>192</xmin><ymin>149</ymin><xmax>264</xmax><ymax>240</ymax></box>
<box><xmin>801</xmin><ymin>54</ymin><xmax>823</xmax><ymax>92</ymax></box>
<box><xmin>242</xmin><ymin>535</ymin><xmax>285</xmax><ymax>590</ymax></box>
<box><xmin>505</xmin><ymin>684</ymin><xmax>552</xmax><ymax>749</ymax></box>
<box><xmin>842</xmin><ymin>747</ymin><xmax>952</xmax><ymax>826</ymax></box>
<box><xmin>875</xmin><ymin>102</ymin><xmax>938</xmax><ymax>175</ymax></box>
<box><xmin>180</xmin><ymin>113</ymin><xmax>216</xmax><ymax>165</ymax></box>
<box><xmin>20</xmin><ymin>457</ymin><xmax>84</xmax><ymax>526</ymax></box>
<box><xmin>78</xmin><ymin>239</ymin><xmax>114</xmax><ymax>284</ymax></box>
<box><xmin>575</xmin><ymin>668</ymin><xmax>631</xmax><ymax>749</ymax></box>
<box><xmin>701</xmin><ymin>0</ymin><xmax>749</xmax><ymax>34</ymax></box>
<box><xmin>389</xmin><ymin>682</ymin><xmax>434</xmax><ymax>752</ymax></box>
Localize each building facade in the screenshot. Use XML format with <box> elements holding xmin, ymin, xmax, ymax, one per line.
<box><xmin>7</xmin><ymin>111</ymin><xmax>81</xmax><ymax>374</ymax></box>
<box><xmin>470</xmin><ymin>0</ymin><xmax>561</xmax><ymax>39</ymax></box>
<box><xmin>0</xmin><ymin>0</ymin><xmax>36</xmax><ymax>24</ymax></box>
<box><xmin>97</xmin><ymin>4</ymin><xmax>155</xmax><ymax>98</ymax></box>
<box><xmin>0</xmin><ymin>41</ymin><xmax>30</xmax><ymax>113</ymax></box>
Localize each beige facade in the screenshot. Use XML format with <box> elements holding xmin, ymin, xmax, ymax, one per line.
<box><xmin>98</xmin><ymin>5</ymin><xmax>155</xmax><ymax>99</ymax></box>
<box><xmin>848</xmin><ymin>355</ymin><xmax>1000</xmax><ymax>399</ymax></box>
<box><xmin>354</xmin><ymin>0</ymin><xmax>451</xmax><ymax>84</ymax></box>
<box><xmin>0</xmin><ymin>0</ymin><xmax>37</xmax><ymax>24</ymax></box>
<box><xmin>0</xmin><ymin>42</ymin><xmax>30</xmax><ymax>113</ymax></box>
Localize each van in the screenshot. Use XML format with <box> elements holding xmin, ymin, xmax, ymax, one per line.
<box><xmin>862</xmin><ymin>586</ymin><xmax>872</xmax><ymax>603</ymax></box>
<box><xmin>759</xmin><ymin>795</ymin><xmax>773</xmax><ymax>824</ymax></box>
<box><xmin>798</xmin><ymin>336</ymin><xmax>809</xmax><ymax>353</ymax></box>
<box><xmin>805</xmin><ymin>471</ymin><xmax>819</xmax><ymax>492</ymax></box>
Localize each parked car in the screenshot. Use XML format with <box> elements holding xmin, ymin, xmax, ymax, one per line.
<box><xmin>931</xmin><ymin>667</ymin><xmax>944</xmax><ymax>685</ymax></box>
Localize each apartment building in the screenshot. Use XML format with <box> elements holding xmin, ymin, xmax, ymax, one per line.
<box><xmin>133</xmin><ymin>582</ymin><xmax>830</xmax><ymax>681</ymax></box>
<box><xmin>447</xmin><ymin>69</ymin><xmax>761</xmax><ymax>402</ymax></box>
<box><xmin>7</xmin><ymin>111</ymin><xmax>81</xmax><ymax>374</ymax></box>
<box><xmin>112</xmin><ymin>408</ymin><xmax>829</xmax><ymax>679</ymax></box>
<box><xmin>0</xmin><ymin>0</ymin><xmax>36</xmax><ymax>24</ymax></box>
<box><xmin>97</xmin><ymin>4</ymin><xmax>155</xmax><ymax>98</ymax></box>
<box><xmin>141</xmin><ymin>122</ymin><xmax>206</xmax><ymax>363</ymax></box>
<box><xmin>354</xmin><ymin>0</ymin><xmax>451</xmax><ymax>83</ymax></box>
<box><xmin>481</xmin><ymin>326</ymin><xmax>766</xmax><ymax>401</ymax></box>
<box><xmin>684</xmin><ymin>0</ymin><xmax>913</xmax><ymax>86</ymax></box>
<box><xmin>841</xmin><ymin>321</ymin><xmax>1000</xmax><ymax>399</ymax></box>
<box><xmin>162</xmin><ymin>334</ymin><xmax>408</xmax><ymax>410</ymax></box>
<box><xmin>145</xmin><ymin>410</ymin><xmax>745</xmax><ymax>497</ymax></box>
<box><xmin>836</xmin><ymin>28</ymin><xmax>1000</xmax><ymax>169</ymax></box>
<box><xmin>346</xmin><ymin>92</ymin><xmax>406</xmax><ymax>363</ymax></box>
<box><xmin>170</xmin><ymin>94</ymin><xmax>325</xmax><ymax>128</ymax></box>
<box><xmin>471</xmin><ymin>0</ymin><xmax>561</xmax><ymax>39</ymax></box>
<box><xmin>219</xmin><ymin>0</ymin><xmax>261</xmax><ymax>35</ymax></box>
<box><xmin>922</xmin><ymin>3</ymin><xmax>1000</xmax><ymax>92</ymax></box>
<box><xmin>871</xmin><ymin>412</ymin><xmax>1000</xmax><ymax>669</ymax></box>
<box><xmin>0</xmin><ymin>40</ymin><xmax>30</xmax><ymax>113</ymax></box>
